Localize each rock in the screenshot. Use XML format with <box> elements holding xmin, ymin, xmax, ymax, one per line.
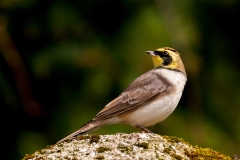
<box><xmin>23</xmin><ymin>133</ymin><xmax>231</xmax><ymax>160</ymax></box>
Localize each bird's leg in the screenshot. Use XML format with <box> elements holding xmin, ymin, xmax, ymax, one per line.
<box><xmin>136</xmin><ymin>125</ymin><xmax>152</xmax><ymax>133</ymax></box>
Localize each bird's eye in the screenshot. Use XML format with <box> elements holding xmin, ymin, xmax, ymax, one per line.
<box><xmin>154</xmin><ymin>51</ymin><xmax>168</xmax><ymax>57</ymax></box>
<box><xmin>163</xmin><ymin>51</ymin><xmax>168</xmax><ymax>56</ymax></box>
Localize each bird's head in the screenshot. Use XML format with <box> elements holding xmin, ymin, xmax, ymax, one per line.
<box><xmin>146</xmin><ymin>47</ymin><xmax>186</xmax><ymax>75</ymax></box>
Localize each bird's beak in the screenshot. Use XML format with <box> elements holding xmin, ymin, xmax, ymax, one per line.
<box><xmin>145</xmin><ymin>51</ymin><xmax>156</xmax><ymax>56</ymax></box>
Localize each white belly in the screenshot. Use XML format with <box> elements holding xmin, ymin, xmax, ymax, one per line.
<box><xmin>126</xmin><ymin>70</ymin><xmax>186</xmax><ymax>126</ymax></box>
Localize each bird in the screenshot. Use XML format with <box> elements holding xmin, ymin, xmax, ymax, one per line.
<box><xmin>57</xmin><ymin>47</ymin><xmax>187</xmax><ymax>144</ymax></box>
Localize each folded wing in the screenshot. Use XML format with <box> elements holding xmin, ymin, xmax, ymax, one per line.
<box><xmin>95</xmin><ymin>69</ymin><xmax>172</xmax><ymax>120</ymax></box>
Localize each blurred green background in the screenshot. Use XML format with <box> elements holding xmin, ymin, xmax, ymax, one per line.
<box><xmin>0</xmin><ymin>0</ymin><xmax>240</xmax><ymax>159</ymax></box>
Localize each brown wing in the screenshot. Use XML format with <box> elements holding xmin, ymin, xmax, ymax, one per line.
<box><xmin>94</xmin><ymin>69</ymin><xmax>172</xmax><ymax>120</ymax></box>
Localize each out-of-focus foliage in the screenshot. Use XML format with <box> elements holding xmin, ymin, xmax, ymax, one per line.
<box><xmin>0</xmin><ymin>0</ymin><xmax>240</xmax><ymax>159</ymax></box>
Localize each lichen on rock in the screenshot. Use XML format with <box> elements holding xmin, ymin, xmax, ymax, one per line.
<box><xmin>23</xmin><ymin>133</ymin><xmax>231</xmax><ymax>160</ymax></box>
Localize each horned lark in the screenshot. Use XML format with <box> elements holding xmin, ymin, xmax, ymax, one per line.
<box><xmin>57</xmin><ymin>47</ymin><xmax>187</xmax><ymax>144</ymax></box>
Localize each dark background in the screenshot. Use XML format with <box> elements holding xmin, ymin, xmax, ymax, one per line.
<box><xmin>0</xmin><ymin>0</ymin><xmax>240</xmax><ymax>159</ymax></box>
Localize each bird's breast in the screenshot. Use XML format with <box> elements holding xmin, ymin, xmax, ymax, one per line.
<box><xmin>122</xmin><ymin>69</ymin><xmax>187</xmax><ymax>127</ymax></box>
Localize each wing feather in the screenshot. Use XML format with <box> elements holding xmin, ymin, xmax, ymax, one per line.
<box><xmin>95</xmin><ymin>69</ymin><xmax>172</xmax><ymax>120</ymax></box>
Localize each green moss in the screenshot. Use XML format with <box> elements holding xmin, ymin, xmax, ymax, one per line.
<box><xmin>58</xmin><ymin>137</ymin><xmax>74</xmax><ymax>143</ymax></box>
<box><xmin>95</xmin><ymin>155</ymin><xmax>105</xmax><ymax>159</ymax></box>
<box><xmin>54</xmin><ymin>134</ymin><xmax>100</xmax><ymax>144</ymax></box>
<box><xmin>118</xmin><ymin>144</ymin><xmax>133</xmax><ymax>152</ymax></box>
<box><xmin>76</xmin><ymin>135</ymin><xmax>90</xmax><ymax>141</ymax></box>
<box><xmin>163</xmin><ymin>148</ymin><xmax>171</xmax><ymax>154</ymax></box>
<box><xmin>155</xmin><ymin>154</ymin><xmax>164</xmax><ymax>160</ymax></box>
<box><xmin>136</xmin><ymin>142</ymin><xmax>149</xmax><ymax>149</ymax></box>
<box><xmin>163</xmin><ymin>146</ymin><xmax>183</xmax><ymax>159</ymax></box>
<box><xmin>184</xmin><ymin>147</ymin><xmax>231</xmax><ymax>160</ymax></box>
<box><xmin>184</xmin><ymin>148</ymin><xmax>191</xmax><ymax>157</ymax></box>
<box><xmin>38</xmin><ymin>149</ymin><xmax>45</xmax><ymax>154</ymax></box>
<box><xmin>47</xmin><ymin>145</ymin><xmax>54</xmax><ymax>149</ymax></box>
<box><xmin>90</xmin><ymin>134</ymin><xmax>101</xmax><ymax>143</ymax></box>
<box><xmin>162</xmin><ymin>135</ymin><xmax>187</xmax><ymax>144</ymax></box>
<box><xmin>75</xmin><ymin>134</ymin><xmax>100</xmax><ymax>143</ymax></box>
<box><xmin>171</xmin><ymin>153</ymin><xmax>183</xmax><ymax>160</ymax></box>
<box><xmin>97</xmin><ymin>147</ymin><xmax>111</xmax><ymax>153</ymax></box>
<box><xmin>22</xmin><ymin>154</ymin><xmax>34</xmax><ymax>160</ymax></box>
<box><xmin>161</xmin><ymin>135</ymin><xmax>231</xmax><ymax>159</ymax></box>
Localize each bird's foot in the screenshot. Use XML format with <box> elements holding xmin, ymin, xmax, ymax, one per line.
<box><xmin>136</xmin><ymin>125</ymin><xmax>152</xmax><ymax>133</ymax></box>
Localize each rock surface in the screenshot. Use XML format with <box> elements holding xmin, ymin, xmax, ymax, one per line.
<box><xmin>23</xmin><ymin>133</ymin><xmax>231</xmax><ymax>160</ymax></box>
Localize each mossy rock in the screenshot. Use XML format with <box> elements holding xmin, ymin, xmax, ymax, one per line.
<box><xmin>23</xmin><ymin>133</ymin><xmax>232</xmax><ymax>160</ymax></box>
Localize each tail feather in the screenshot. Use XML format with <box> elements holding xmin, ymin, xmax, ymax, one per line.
<box><xmin>56</xmin><ymin>120</ymin><xmax>99</xmax><ymax>144</ymax></box>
